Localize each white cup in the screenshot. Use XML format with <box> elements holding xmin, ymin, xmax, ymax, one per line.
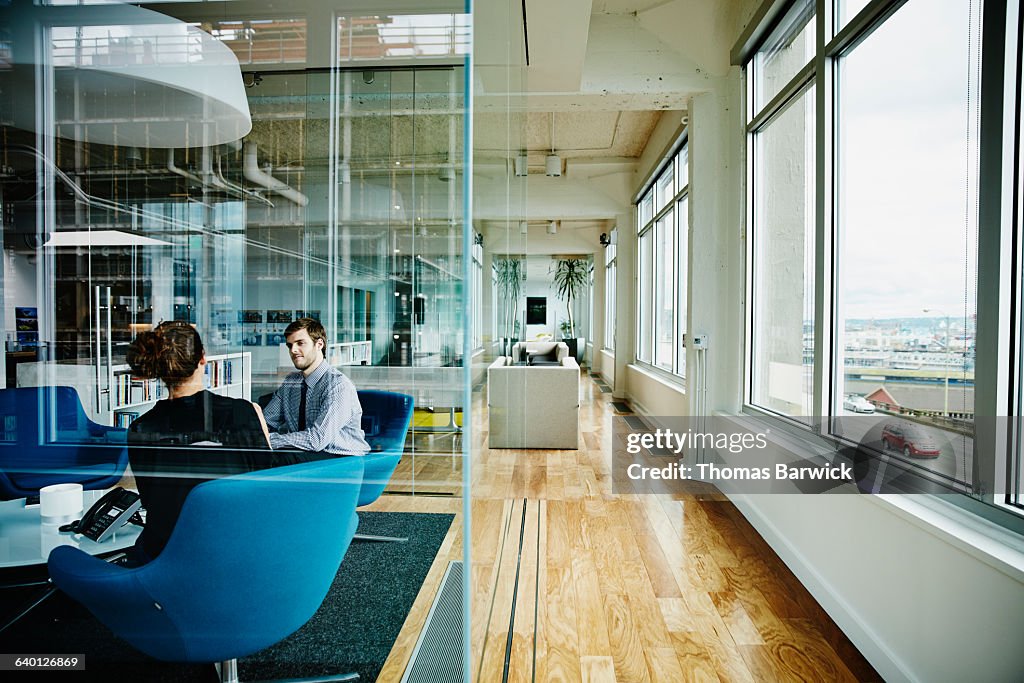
<box><xmin>39</xmin><ymin>483</ymin><xmax>84</xmax><ymax>526</ymax></box>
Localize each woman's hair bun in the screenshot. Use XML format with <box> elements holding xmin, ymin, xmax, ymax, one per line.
<box><xmin>126</xmin><ymin>330</ymin><xmax>161</xmax><ymax>379</ymax></box>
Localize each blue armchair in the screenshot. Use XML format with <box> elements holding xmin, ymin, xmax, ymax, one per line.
<box><xmin>0</xmin><ymin>386</ymin><xmax>128</xmax><ymax>500</ymax></box>
<box><xmin>48</xmin><ymin>456</ymin><xmax>365</xmax><ymax>681</ymax></box>
<box><xmin>356</xmin><ymin>390</ymin><xmax>413</xmax><ymax>542</ymax></box>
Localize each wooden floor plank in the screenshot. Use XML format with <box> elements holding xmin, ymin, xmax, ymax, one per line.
<box><xmin>383</xmin><ymin>372</ymin><xmax>881</xmax><ymax>683</ymax></box>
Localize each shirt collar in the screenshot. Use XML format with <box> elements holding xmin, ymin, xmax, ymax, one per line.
<box><xmin>302</xmin><ymin>359</ymin><xmax>330</xmax><ymax>388</ymax></box>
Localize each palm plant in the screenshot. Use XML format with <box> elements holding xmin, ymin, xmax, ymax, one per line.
<box><xmin>550</xmin><ymin>258</ymin><xmax>592</xmax><ymax>338</ymax></box>
<box><xmin>493</xmin><ymin>257</ymin><xmax>523</xmax><ymax>343</ymax></box>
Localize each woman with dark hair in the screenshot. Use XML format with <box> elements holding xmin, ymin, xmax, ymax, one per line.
<box><xmin>125</xmin><ymin>321</ymin><xmax>276</xmax><ymax>563</ymax></box>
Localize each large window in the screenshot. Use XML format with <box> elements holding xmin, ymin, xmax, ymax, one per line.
<box><xmin>750</xmin><ymin>84</ymin><xmax>815</xmax><ymax>417</ymax></box>
<box><xmin>635</xmin><ymin>139</ymin><xmax>689</xmax><ymax>378</ymax></box>
<box><xmin>604</xmin><ymin>242</ymin><xmax>616</xmax><ymax>351</ymax></box>
<box><xmin>744</xmin><ymin>0</ymin><xmax>1021</xmax><ymax>525</ymax></box>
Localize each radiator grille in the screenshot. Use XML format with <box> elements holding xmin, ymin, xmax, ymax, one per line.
<box><xmin>401</xmin><ymin>561</ymin><xmax>465</xmax><ymax>683</ymax></box>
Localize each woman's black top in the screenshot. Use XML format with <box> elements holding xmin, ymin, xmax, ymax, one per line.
<box><xmin>127</xmin><ymin>390</ymin><xmax>279</xmax><ymax>561</ymax></box>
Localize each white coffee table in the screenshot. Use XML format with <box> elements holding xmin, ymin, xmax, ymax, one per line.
<box><xmin>0</xmin><ymin>489</ymin><xmax>142</xmax><ymax>569</ymax></box>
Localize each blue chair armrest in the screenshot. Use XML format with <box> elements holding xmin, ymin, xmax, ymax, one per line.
<box><xmin>357</xmin><ymin>450</ymin><xmax>402</xmax><ymax>507</ymax></box>
<box><xmin>49</xmin><ymin>546</ymin><xmax>191</xmax><ymax>661</ymax></box>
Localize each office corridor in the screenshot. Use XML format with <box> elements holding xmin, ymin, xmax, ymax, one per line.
<box><xmin>368</xmin><ymin>372</ymin><xmax>881</xmax><ymax>681</ymax></box>
<box><xmin>471</xmin><ymin>373</ymin><xmax>880</xmax><ymax>682</ymax></box>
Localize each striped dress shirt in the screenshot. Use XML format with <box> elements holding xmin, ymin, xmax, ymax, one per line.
<box><xmin>264</xmin><ymin>361</ymin><xmax>370</xmax><ymax>456</ymax></box>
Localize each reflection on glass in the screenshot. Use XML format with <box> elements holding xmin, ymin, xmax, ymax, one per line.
<box><xmin>751</xmin><ymin>86</ymin><xmax>815</xmax><ymax>417</ymax></box>
<box><xmin>2</xmin><ymin>9</ymin><xmax>466</xmax><ymax>483</ymax></box>
<box><xmin>754</xmin><ymin>0</ymin><xmax>814</xmax><ymax>112</ymax></box>
<box><xmin>836</xmin><ymin>0</ymin><xmax>978</xmax><ymax>485</ymax></box>
<box><xmin>339</xmin><ymin>14</ymin><xmax>470</xmax><ymax>61</ymax></box>
<box><xmin>202</xmin><ymin>18</ymin><xmax>308</xmax><ymax>65</ymax></box>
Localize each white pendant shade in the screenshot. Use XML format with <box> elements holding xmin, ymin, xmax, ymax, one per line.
<box><xmin>5</xmin><ymin>0</ymin><xmax>252</xmax><ymax>148</ymax></box>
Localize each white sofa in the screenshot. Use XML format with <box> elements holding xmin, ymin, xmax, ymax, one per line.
<box><xmin>487</xmin><ymin>355</ymin><xmax>580</xmax><ymax>449</ymax></box>
<box><xmin>509</xmin><ymin>341</ymin><xmax>569</xmax><ymax>365</ymax></box>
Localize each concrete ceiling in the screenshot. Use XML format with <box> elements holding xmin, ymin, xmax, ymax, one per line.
<box><xmin>472</xmin><ymin>0</ymin><xmax>758</xmax><ymax>240</ymax></box>
<box><xmin>473</xmin><ymin>0</ymin><xmax>753</xmax><ymax>169</ymax></box>
<box><xmin>473</xmin><ymin>110</ymin><xmax>663</xmax><ymax>166</ymax></box>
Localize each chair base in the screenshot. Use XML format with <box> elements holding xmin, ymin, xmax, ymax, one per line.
<box><xmin>218</xmin><ymin>659</ymin><xmax>359</xmax><ymax>683</ymax></box>
<box><xmin>353</xmin><ymin>533</ymin><xmax>408</xmax><ymax>543</ymax></box>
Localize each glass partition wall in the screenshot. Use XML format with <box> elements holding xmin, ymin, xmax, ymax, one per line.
<box><xmin>1</xmin><ymin>0</ymin><xmax>470</xmax><ymax>674</ymax></box>
<box><xmin>2</xmin><ymin>4</ymin><xmax>467</xmax><ymax>477</ymax></box>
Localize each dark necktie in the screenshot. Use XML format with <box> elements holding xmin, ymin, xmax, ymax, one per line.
<box><xmin>298</xmin><ymin>381</ymin><xmax>308</xmax><ymax>431</ymax></box>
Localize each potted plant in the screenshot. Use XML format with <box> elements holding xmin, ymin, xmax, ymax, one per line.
<box><xmin>550</xmin><ymin>258</ymin><xmax>592</xmax><ymax>363</ymax></box>
<box><xmin>493</xmin><ymin>257</ymin><xmax>523</xmax><ymax>356</ymax></box>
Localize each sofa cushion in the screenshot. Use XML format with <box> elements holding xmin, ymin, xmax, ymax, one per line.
<box><xmin>527</xmin><ymin>349</ymin><xmax>559</xmax><ymax>365</ymax></box>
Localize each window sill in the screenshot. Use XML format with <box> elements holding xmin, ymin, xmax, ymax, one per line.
<box><xmin>868</xmin><ymin>494</ymin><xmax>1024</xmax><ymax>584</ymax></box>
<box><xmin>628</xmin><ymin>361</ymin><xmax>686</xmax><ymax>392</ymax></box>
<box><xmin>718</xmin><ymin>410</ymin><xmax>1024</xmax><ymax>584</ymax></box>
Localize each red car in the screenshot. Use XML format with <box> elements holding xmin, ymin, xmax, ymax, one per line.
<box><xmin>881</xmin><ymin>422</ymin><xmax>942</xmax><ymax>458</ymax></box>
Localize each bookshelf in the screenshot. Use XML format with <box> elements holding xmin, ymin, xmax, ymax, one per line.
<box><xmin>111</xmin><ymin>352</ymin><xmax>252</xmax><ymax>428</ymax></box>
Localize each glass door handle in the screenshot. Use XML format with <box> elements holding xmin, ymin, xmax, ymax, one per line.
<box><xmin>94</xmin><ymin>286</ymin><xmax>113</xmax><ymax>414</ymax></box>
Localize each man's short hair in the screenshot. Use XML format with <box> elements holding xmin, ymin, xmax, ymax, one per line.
<box><xmin>284</xmin><ymin>317</ymin><xmax>327</xmax><ymax>349</ymax></box>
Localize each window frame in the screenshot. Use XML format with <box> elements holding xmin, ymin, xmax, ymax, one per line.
<box><xmin>604</xmin><ymin>242</ymin><xmax>617</xmax><ymax>352</ymax></box>
<box><xmin>741</xmin><ymin>0</ymin><xmax>1024</xmax><ymax>533</ymax></box>
<box><xmin>634</xmin><ymin>136</ymin><xmax>690</xmax><ymax>382</ymax></box>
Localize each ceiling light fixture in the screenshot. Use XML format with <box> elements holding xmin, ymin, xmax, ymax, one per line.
<box><xmin>438</xmin><ymin>156</ymin><xmax>454</xmax><ymax>182</ymax></box>
<box><xmin>514</xmin><ymin>152</ymin><xmax>528</xmax><ymax>177</ymax></box>
<box><xmin>546</xmin><ymin>113</ymin><xmax>562</xmax><ymax>177</ymax></box>
<box><xmin>547</xmin><ymin>220</ymin><xmax>558</xmax><ymax>235</ymax></box>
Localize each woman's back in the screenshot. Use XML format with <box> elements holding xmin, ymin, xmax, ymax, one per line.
<box><xmin>128</xmin><ymin>390</ymin><xmax>275</xmax><ymax>560</ymax></box>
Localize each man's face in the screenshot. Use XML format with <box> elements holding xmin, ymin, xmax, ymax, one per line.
<box><xmin>285</xmin><ymin>328</ymin><xmax>324</xmax><ymax>372</ymax></box>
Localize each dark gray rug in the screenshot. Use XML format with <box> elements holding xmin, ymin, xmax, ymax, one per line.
<box><xmin>0</xmin><ymin>512</ymin><xmax>454</xmax><ymax>682</ymax></box>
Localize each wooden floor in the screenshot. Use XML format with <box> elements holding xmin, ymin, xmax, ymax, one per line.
<box><xmin>370</xmin><ymin>373</ymin><xmax>881</xmax><ymax>682</ymax></box>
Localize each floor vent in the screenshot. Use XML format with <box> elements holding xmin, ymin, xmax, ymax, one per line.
<box><xmin>623</xmin><ymin>415</ymin><xmax>647</xmax><ymax>430</ymax></box>
<box><xmin>611</xmin><ymin>401</ymin><xmax>632</xmax><ymax>413</ymax></box>
<box><xmin>401</xmin><ymin>561</ymin><xmax>465</xmax><ymax>683</ymax></box>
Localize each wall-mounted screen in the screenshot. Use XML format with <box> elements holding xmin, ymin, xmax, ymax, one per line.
<box><xmin>526</xmin><ymin>297</ymin><xmax>547</xmax><ymax>325</ymax></box>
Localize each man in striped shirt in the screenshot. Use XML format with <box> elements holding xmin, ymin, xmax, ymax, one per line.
<box><xmin>263</xmin><ymin>318</ymin><xmax>370</xmax><ymax>459</ymax></box>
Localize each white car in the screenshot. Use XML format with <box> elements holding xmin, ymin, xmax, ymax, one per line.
<box><xmin>843</xmin><ymin>395</ymin><xmax>875</xmax><ymax>413</ymax></box>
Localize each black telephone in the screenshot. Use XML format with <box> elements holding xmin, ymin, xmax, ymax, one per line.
<box><xmin>60</xmin><ymin>487</ymin><xmax>143</xmax><ymax>543</ymax></box>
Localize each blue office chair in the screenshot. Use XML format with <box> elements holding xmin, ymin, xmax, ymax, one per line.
<box><xmin>356</xmin><ymin>390</ymin><xmax>413</xmax><ymax>542</ymax></box>
<box><xmin>0</xmin><ymin>386</ymin><xmax>128</xmax><ymax>500</ymax></box>
<box><xmin>48</xmin><ymin>456</ymin><xmax>365</xmax><ymax>682</ymax></box>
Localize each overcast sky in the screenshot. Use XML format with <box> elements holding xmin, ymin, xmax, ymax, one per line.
<box><xmin>839</xmin><ymin>0</ymin><xmax>979</xmax><ymax>322</ymax></box>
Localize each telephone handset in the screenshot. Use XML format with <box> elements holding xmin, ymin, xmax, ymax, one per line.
<box><xmin>60</xmin><ymin>487</ymin><xmax>143</xmax><ymax>543</ymax></box>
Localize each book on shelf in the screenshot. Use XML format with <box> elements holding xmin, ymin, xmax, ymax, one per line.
<box><xmin>114</xmin><ymin>373</ymin><xmax>165</xmax><ymax>407</ymax></box>
<box><xmin>114</xmin><ymin>411</ymin><xmax>141</xmax><ymax>429</ymax></box>
<box><xmin>203</xmin><ymin>358</ymin><xmax>235</xmax><ymax>389</ymax></box>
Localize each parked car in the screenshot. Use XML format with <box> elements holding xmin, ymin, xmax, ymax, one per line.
<box><xmin>843</xmin><ymin>395</ymin><xmax>875</xmax><ymax>413</ymax></box>
<box><xmin>880</xmin><ymin>422</ymin><xmax>941</xmax><ymax>458</ymax></box>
